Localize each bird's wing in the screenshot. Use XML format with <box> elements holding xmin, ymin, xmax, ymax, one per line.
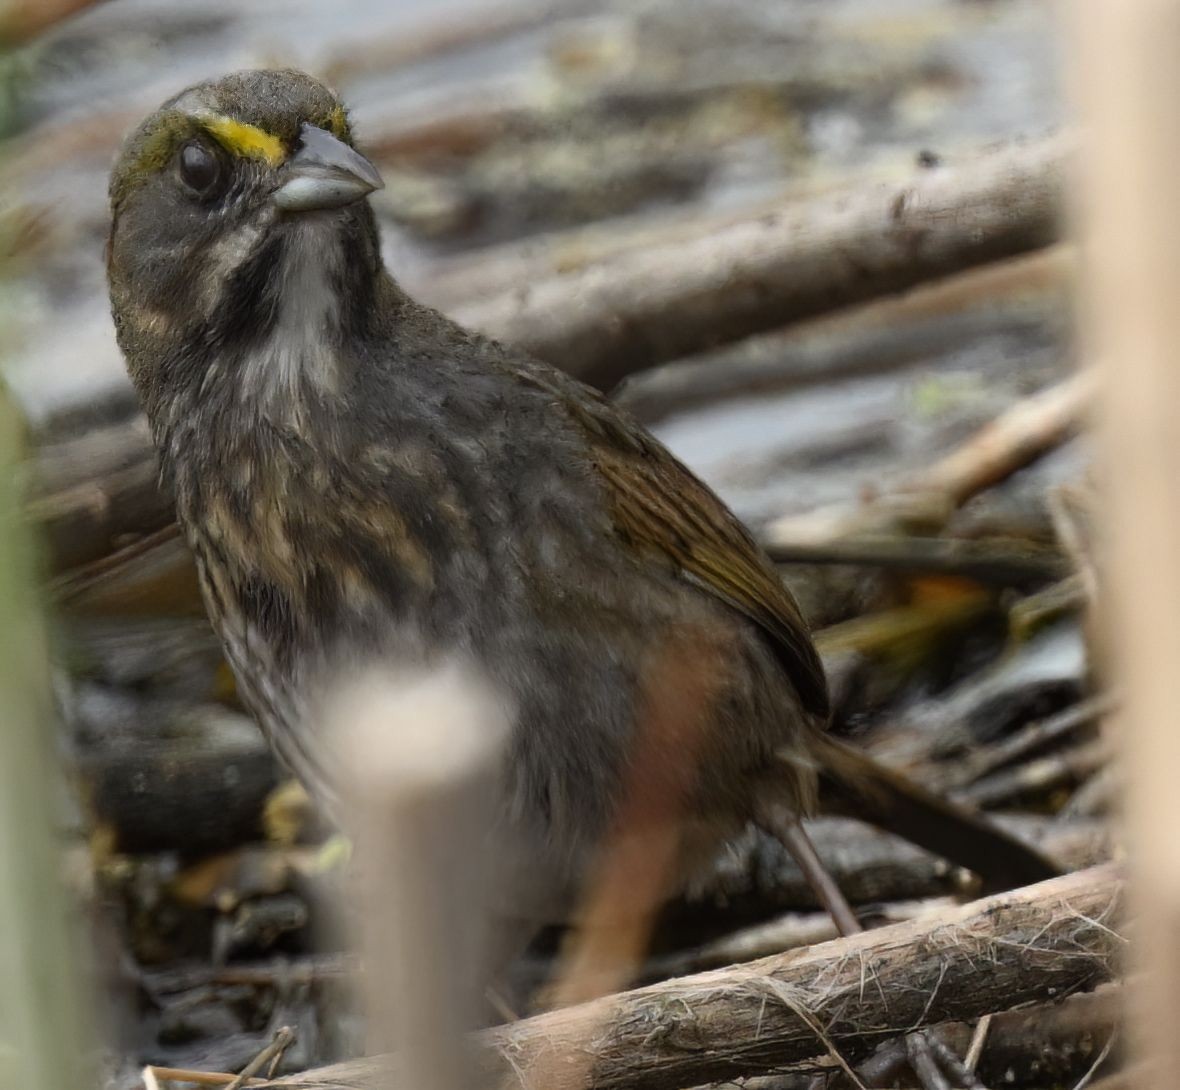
<box><xmin>554</xmin><ymin>378</ymin><xmax>829</xmax><ymax>720</ymax></box>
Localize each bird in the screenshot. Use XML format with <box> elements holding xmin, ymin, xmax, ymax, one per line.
<box><xmin>106</xmin><ymin>69</ymin><xmax>1056</xmax><ymax>978</ymax></box>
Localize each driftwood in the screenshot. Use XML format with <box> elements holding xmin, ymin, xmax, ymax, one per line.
<box><xmin>456</xmin><ymin>134</ymin><xmax>1068</xmax><ymax>392</ymax></box>
<box><xmin>263</xmin><ymin>864</ymin><xmax>1121</xmax><ymax>1090</ymax></box>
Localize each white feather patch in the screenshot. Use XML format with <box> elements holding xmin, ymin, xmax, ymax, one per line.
<box><xmin>240</xmin><ymin>220</ymin><xmax>343</xmax><ymax>419</ymax></box>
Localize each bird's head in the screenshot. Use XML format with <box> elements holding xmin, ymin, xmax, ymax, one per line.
<box><xmin>107</xmin><ymin>69</ymin><xmax>387</xmax><ymax>425</ymax></box>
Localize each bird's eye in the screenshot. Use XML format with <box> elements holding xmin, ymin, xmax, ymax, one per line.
<box><xmin>178</xmin><ymin>141</ymin><xmax>224</xmax><ymax>197</ymax></box>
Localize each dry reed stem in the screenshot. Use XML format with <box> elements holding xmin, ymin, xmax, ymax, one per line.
<box><xmin>332</xmin><ymin>667</ymin><xmax>510</xmax><ymax>1090</ymax></box>
<box><xmin>1072</xmin><ymin>1</ymin><xmax>1180</xmax><ymax>1086</ymax></box>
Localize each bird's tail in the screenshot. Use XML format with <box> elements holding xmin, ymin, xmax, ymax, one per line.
<box><xmin>808</xmin><ymin>734</ymin><xmax>1060</xmax><ymax>892</ymax></box>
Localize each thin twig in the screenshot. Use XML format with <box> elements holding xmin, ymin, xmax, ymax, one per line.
<box><xmin>766</xmin><ymin>370</ymin><xmax>1095</xmax><ymax>548</ymax></box>
<box><xmin>1071</xmin><ymin>1033</ymin><xmax>1116</xmax><ymax>1090</ymax></box>
<box><xmin>761</xmin><ymin>978</ymin><xmax>869</xmax><ymax>1090</ymax></box>
<box><xmin>964</xmin><ymin>1013</ymin><xmax>992</xmax><ymax>1073</ymax></box>
<box><xmin>961</xmin><ymin>695</ymin><xmax>1116</xmax><ymax>786</ymax></box>
<box><xmin>906</xmin><ymin>1033</ymin><xmax>953</xmax><ymax>1090</ymax></box>
<box><xmin>144</xmin><ymin>1068</ymin><xmax>265</xmax><ymax>1088</ymax></box>
<box><xmin>926</xmin><ymin>1031</ymin><xmax>990</xmax><ymax>1090</ymax></box>
<box><xmin>226</xmin><ymin>1027</ymin><xmax>296</xmax><ymax>1090</ymax></box>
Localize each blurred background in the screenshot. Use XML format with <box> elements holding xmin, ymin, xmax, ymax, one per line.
<box><xmin>3</xmin><ymin>2</ymin><xmax>1120</xmax><ymax>1089</ymax></box>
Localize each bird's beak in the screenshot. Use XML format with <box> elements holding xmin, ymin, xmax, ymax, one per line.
<box><xmin>273</xmin><ymin>123</ymin><xmax>384</xmax><ymax>212</ymax></box>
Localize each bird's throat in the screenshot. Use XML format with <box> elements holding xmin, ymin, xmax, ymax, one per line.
<box><xmin>235</xmin><ymin>219</ymin><xmax>346</xmax><ymax>420</ymax></box>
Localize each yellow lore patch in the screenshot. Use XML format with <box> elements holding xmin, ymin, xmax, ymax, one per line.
<box><xmin>203</xmin><ymin>116</ymin><xmax>286</xmax><ymax>166</ymax></box>
<box><xmin>328</xmin><ymin>104</ymin><xmax>350</xmax><ymax>140</ymax></box>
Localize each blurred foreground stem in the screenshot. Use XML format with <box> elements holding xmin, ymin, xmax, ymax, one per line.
<box><xmin>1074</xmin><ymin>0</ymin><xmax>1180</xmax><ymax>1085</ymax></box>
<box><xmin>0</xmin><ymin>379</ymin><xmax>91</xmax><ymax>1085</ymax></box>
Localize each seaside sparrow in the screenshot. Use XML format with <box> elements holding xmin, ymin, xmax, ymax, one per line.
<box><xmin>107</xmin><ymin>70</ymin><xmax>1055</xmax><ymax>960</ymax></box>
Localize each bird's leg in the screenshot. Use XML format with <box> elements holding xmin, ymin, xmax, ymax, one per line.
<box><xmin>778</xmin><ymin>817</ymin><xmax>861</xmax><ymax>937</ymax></box>
<box><xmin>775</xmin><ymin>817</ymin><xmax>989</xmax><ymax>1090</ymax></box>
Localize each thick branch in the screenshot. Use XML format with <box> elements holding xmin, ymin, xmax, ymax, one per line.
<box><xmin>267</xmin><ymin>865</ymin><xmax>1121</xmax><ymax>1090</ymax></box>
<box><xmin>456</xmin><ymin>135</ymin><xmax>1068</xmax><ymax>391</ymax></box>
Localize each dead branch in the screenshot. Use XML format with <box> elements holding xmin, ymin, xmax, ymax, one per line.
<box><xmin>647</xmin><ymin>897</ymin><xmax>958</xmax><ymax>978</ymax></box>
<box><xmin>51</xmin><ymin>525</ymin><xmax>203</xmax><ymax>616</ymax></box>
<box><xmin>26</xmin><ymin>414</ymin><xmax>170</xmax><ymax>576</ymax></box>
<box><xmin>1063</xmin><ymin>767</ymin><xmax>1119</xmax><ymax>819</ymax></box>
<box><xmin>955</xmin><ymin>739</ymin><xmax>1110</xmax><ymax>810</ymax></box>
<box><xmin>899</xmin><ymin>368</ymin><xmax>1096</xmax><ymax>508</ymax></box>
<box><xmin>456</xmin><ymin>134</ymin><xmax>1068</xmax><ymax>391</ymax></box>
<box><xmin>763</xmin><ymin>533</ymin><xmax>1068</xmax><ymax>589</ymax></box>
<box><xmin>663</xmin><ymin>807</ymin><xmax>1113</xmax><ymax>969</ymax></box>
<box><xmin>264</xmin><ymin>864</ymin><xmax>1122</xmax><ymax>1090</ymax></box>
<box><xmin>765</xmin><ymin>369</ymin><xmax>1095</xmax><ymax>548</ymax></box>
<box><xmin>678</xmin><ymin>814</ymin><xmax>1110</xmax><ymax>920</ymax></box>
<box><xmin>958</xmin><ymin>693</ymin><xmax>1113</xmax><ymax>788</ymax></box>
<box><xmin>616</xmin><ymin>244</ymin><xmax>1071</xmax><ymax>423</ymax></box>
<box><xmin>907</xmin><ymin>984</ymin><xmax>1119</xmax><ymax>1090</ymax></box>
<box><xmin>78</xmin><ymin>709</ymin><xmax>279</xmax><ymax>855</ymax></box>
<box><xmin>947</xmin><ymin>694</ymin><xmax>1115</xmax><ymax>792</ymax></box>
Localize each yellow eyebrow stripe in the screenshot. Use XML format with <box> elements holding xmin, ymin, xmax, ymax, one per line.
<box><xmin>203</xmin><ymin>116</ymin><xmax>286</xmax><ymax>166</ymax></box>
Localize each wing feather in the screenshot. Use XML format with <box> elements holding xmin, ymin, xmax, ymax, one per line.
<box><xmin>511</xmin><ymin>361</ymin><xmax>829</xmax><ymax>719</ymax></box>
<box><xmin>590</xmin><ymin>414</ymin><xmax>830</xmax><ymax>719</ymax></box>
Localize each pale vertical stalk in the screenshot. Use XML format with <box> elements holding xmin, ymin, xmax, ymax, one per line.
<box><xmin>331</xmin><ymin>665</ymin><xmax>509</xmax><ymax>1090</ymax></box>
<box><xmin>1072</xmin><ymin>1</ymin><xmax>1180</xmax><ymax>1085</ymax></box>
<box><xmin>0</xmin><ymin>382</ymin><xmax>93</xmax><ymax>1084</ymax></box>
